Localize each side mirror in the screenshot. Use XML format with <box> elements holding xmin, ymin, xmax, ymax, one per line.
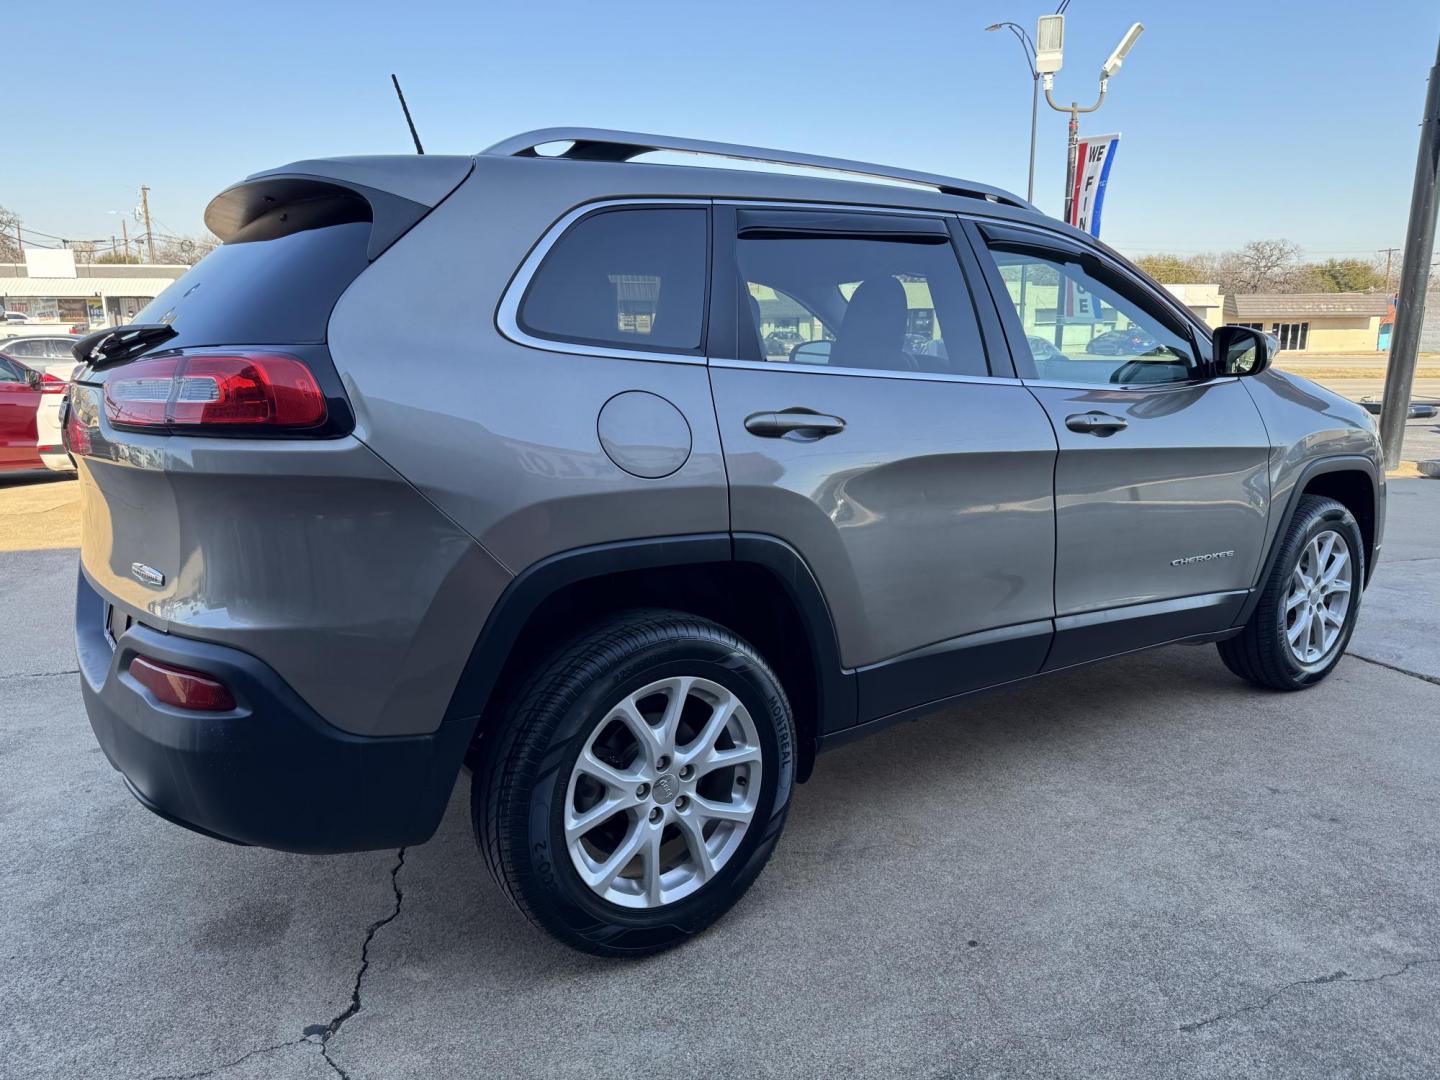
<box><xmin>1213</xmin><ymin>324</ymin><xmax>1275</xmax><ymax>377</ymax></box>
<box><xmin>789</xmin><ymin>340</ymin><xmax>832</xmax><ymax>364</ymax></box>
<box><xmin>25</xmin><ymin>368</ymin><xmax>43</xmax><ymax>389</ymax></box>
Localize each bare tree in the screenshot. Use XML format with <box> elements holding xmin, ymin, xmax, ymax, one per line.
<box><xmin>152</xmin><ymin>234</ymin><xmax>218</xmax><ymax>266</ymax></box>
<box><xmin>0</xmin><ymin>205</ymin><xmax>21</xmax><ymax>262</ymax></box>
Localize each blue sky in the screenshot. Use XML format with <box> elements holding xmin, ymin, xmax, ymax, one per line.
<box><xmin>9</xmin><ymin>0</ymin><xmax>1437</xmax><ymax>262</ymax></box>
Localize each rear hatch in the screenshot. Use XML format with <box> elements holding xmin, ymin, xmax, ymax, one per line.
<box><xmin>67</xmin><ymin>154</ymin><xmax>473</xmax><ymax>619</ymax></box>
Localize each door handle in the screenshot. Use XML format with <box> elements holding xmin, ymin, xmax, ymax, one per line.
<box><xmin>744</xmin><ymin>409</ymin><xmax>847</xmax><ymax>439</ymax></box>
<box><xmin>1065</xmin><ymin>411</ymin><xmax>1129</xmax><ymax>436</ymax></box>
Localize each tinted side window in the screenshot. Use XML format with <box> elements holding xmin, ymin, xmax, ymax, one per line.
<box><xmin>983</xmin><ymin>244</ymin><xmax>1199</xmax><ymax>385</ymax></box>
<box><xmin>0</xmin><ymin>358</ymin><xmax>25</xmax><ymax>383</ymax></box>
<box><xmin>519</xmin><ymin>208</ymin><xmax>708</xmax><ymax>353</ymax></box>
<box><xmin>5</xmin><ymin>339</ymin><xmax>43</xmax><ymax>357</ymax></box>
<box><xmin>734</xmin><ymin>230</ymin><xmax>988</xmax><ymax>377</ymax></box>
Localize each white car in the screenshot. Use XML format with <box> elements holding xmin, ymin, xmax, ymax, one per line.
<box><xmin>0</xmin><ymin>338</ymin><xmax>77</xmax><ymax>472</ymax></box>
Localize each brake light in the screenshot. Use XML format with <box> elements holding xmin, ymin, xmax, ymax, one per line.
<box><xmin>128</xmin><ymin>655</ymin><xmax>236</xmax><ymax>712</ymax></box>
<box><xmin>104</xmin><ymin>352</ymin><xmax>326</xmax><ymax>430</ymax></box>
<box><xmin>39</xmin><ymin>373</ymin><xmax>67</xmax><ymax>394</ymax></box>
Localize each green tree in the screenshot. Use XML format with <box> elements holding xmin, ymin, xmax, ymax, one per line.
<box><xmin>1307</xmin><ymin>258</ymin><xmax>1385</xmax><ymax>293</ymax></box>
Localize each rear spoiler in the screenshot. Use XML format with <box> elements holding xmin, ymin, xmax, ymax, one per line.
<box><xmin>204</xmin><ymin>155</ymin><xmax>474</xmax><ymax>261</ymax></box>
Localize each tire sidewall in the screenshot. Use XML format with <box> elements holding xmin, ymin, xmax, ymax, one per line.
<box><xmin>1270</xmin><ymin>502</ymin><xmax>1365</xmax><ymax>687</ymax></box>
<box><xmin>517</xmin><ymin>631</ymin><xmax>794</xmax><ymax>953</ymax></box>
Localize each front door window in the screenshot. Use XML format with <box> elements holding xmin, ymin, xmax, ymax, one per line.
<box><xmin>986</xmin><ymin>246</ymin><xmax>1200</xmax><ymax>386</ymax></box>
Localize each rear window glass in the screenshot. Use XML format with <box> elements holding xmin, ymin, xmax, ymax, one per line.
<box><xmin>518</xmin><ymin>208</ymin><xmax>707</xmax><ymax>353</ymax></box>
<box><xmin>132</xmin><ymin>221</ymin><xmax>371</xmax><ymax>347</ymax></box>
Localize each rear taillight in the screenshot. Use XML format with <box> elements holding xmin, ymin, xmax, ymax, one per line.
<box><xmin>39</xmin><ymin>373</ymin><xmax>67</xmax><ymax>394</ymax></box>
<box><xmin>128</xmin><ymin>655</ymin><xmax>237</xmax><ymax>712</ymax></box>
<box><xmin>104</xmin><ymin>352</ymin><xmax>327</xmax><ymax>431</ymax></box>
<box><xmin>64</xmin><ymin>398</ymin><xmax>92</xmax><ymax>457</ymax></box>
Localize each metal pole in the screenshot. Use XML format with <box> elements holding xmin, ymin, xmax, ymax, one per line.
<box><xmin>1027</xmin><ymin>74</ymin><xmax>1039</xmax><ymax>203</ymax></box>
<box><xmin>1063</xmin><ymin>107</ymin><xmax>1079</xmax><ymax>226</ymax></box>
<box><xmin>121</xmin><ymin>219</ymin><xmax>129</xmax><ymax>261</ymax></box>
<box><xmin>1379</xmin><ymin>34</ymin><xmax>1440</xmax><ymax>469</ymax></box>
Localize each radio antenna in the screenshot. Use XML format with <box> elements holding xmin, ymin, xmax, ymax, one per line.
<box><xmin>390</xmin><ymin>74</ymin><xmax>425</xmax><ymax>154</ymax></box>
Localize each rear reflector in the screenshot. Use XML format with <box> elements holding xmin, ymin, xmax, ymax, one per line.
<box><xmin>129</xmin><ymin>655</ymin><xmax>236</xmax><ymax>712</ymax></box>
<box><xmin>104</xmin><ymin>352</ymin><xmax>326</xmax><ymax>430</ymax></box>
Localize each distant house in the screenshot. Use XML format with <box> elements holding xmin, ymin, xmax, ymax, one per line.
<box><xmin>0</xmin><ymin>249</ymin><xmax>187</xmax><ymax>330</ymax></box>
<box><xmin>1162</xmin><ymin>283</ymin><xmax>1224</xmax><ymax>328</ymax></box>
<box><xmin>1223</xmin><ymin>292</ymin><xmax>1389</xmax><ymax>353</ymax></box>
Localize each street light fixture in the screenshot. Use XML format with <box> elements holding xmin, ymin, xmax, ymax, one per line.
<box><xmin>1035</xmin><ymin>15</ymin><xmax>1065</xmax><ymax>75</ymax></box>
<box><xmin>984</xmin><ymin>21</ymin><xmax>1041</xmax><ymax>202</ymax></box>
<box><xmin>1041</xmin><ymin>16</ymin><xmax>1146</xmax><ymax>225</ymax></box>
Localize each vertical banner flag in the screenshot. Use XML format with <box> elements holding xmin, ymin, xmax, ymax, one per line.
<box><xmin>1063</xmin><ymin>132</ymin><xmax>1121</xmax><ymax>321</ymax></box>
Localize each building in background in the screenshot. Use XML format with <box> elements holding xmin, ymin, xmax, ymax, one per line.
<box><xmin>1162</xmin><ymin>283</ymin><xmax>1224</xmax><ymax>328</ymax></box>
<box><xmin>0</xmin><ymin>249</ymin><xmax>185</xmax><ymax>331</ymax></box>
<box><xmin>1223</xmin><ymin>292</ymin><xmax>1389</xmax><ymax>353</ymax></box>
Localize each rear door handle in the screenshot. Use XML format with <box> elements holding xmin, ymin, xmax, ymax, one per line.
<box><xmin>1065</xmin><ymin>411</ymin><xmax>1128</xmax><ymax>436</ymax></box>
<box><xmin>744</xmin><ymin>409</ymin><xmax>847</xmax><ymax>439</ymax></box>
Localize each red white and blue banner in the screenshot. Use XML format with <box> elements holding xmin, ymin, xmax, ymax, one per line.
<box><xmin>1062</xmin><ymin>132</ymin><xmax>1120</xmax><ymax>321</ymax></box>
<box><xmin>1068</xmin><ymin>132</ymin><xmax>1120</xmax><ymax>237</ymax></box>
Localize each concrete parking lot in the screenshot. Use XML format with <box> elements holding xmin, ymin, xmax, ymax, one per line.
<box><xmin>3</xmin><ymin>468</ymin><xmax>1439</xmax><ymax>1079</ymax></box>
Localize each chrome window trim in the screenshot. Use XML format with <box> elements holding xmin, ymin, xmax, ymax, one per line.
<box><xmin>711</xmin><ymin>356</ymin><xmax>1022</xmax><ymax>387</ymax></box>
<box><xmin>1020</xmin><ymin>375</ymin><xmax>1240</xmax><ymax>392</ymax></box>
<box><xmin>495</xmin><ymin>197</ymin><xmax>711</xmax><ymax>366</ymax></box>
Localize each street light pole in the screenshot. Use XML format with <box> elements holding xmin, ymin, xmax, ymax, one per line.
<box><xmin>1378</xmin><ymin>33</ymin><xmax>1440</xmax><ymax>470</ymax></box>
<box><xmin>985</xmin><ymin>22</ymin><xmax>1040</xmax><ymax>203</ymax></box>
<box><xmin>1045</xmin><ymin>79</ymin><xmax>1107</xmax><ymax>226</ymax></box>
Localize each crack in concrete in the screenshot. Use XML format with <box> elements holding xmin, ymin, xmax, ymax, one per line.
<box><xmin>1179</xmin><ymin>957</ymin><xmax>1440</xmax><ymax>1032</ymax></box>
<box><xmin>150</xmin><ymin>1036</ymin><xmax>316</xmax><ymax>1080</ymax></box>
<box><xmin>1349</xmin><ymin>652</ymin><xmax>1440</xmax><ymax>688</ymax></box>
<box><xmin>307</xmin><ymin>847</ymin><xmax>408</xmax><ymax>1079</ymax></box>
<box><xmin>0</xmin><ymin>667</ymin><xmax>79</xmax><ymax>680</ymax></box>
<box><xmin>149</xmin><ymin>848</ymin><xmax>408</xmax><ymax>1080</ymax></box>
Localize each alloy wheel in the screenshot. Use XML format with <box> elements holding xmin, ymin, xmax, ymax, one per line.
<box><xmin>1283</xmin><ymin>528</ymin><xmax>1353</xmax><ymax>667</ymax></box>
<box><xmin>563</xmin><ymin>676</ymin><xmax>763</xmax><ymax>909</ymax></box>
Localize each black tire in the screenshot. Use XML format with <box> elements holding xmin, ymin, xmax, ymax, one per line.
<box><xmin>473</xmin><ymin>609</ymin><xmax>795</xmax><ymax>957</ymax></box>
<box><xmin>1218</xmin><ymin>495</ymin><xmax>1365</xmax><ymax>691</ymax></box>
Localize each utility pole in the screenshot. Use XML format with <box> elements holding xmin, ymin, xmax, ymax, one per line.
<box><xmin>120</xmin><ymin>219</ymin><xmax>130</xmax><ymax>261</ymax></box>
<box><xmin>1379</xmin><ymin>246</ymin><xmax>1402</xmax><ymax>290</ymax></box>
<box><xmin>1379</xmin><ymin>33</ymin><xmax>1440</xmax><ymax>469</ymax></box>
<box><xmin>139</xmin><ymin>185</ymin><xmax>156</xmax><ymax>264</ymax></box>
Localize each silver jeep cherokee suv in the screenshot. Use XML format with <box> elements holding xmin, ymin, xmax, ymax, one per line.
<box><xmin>69</xmin><ymin>129</ymin><xmax>1385</xmax><ymax>955</ymax></box>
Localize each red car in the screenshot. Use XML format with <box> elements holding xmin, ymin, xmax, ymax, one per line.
<box><xmin>0</xmin><ymin>352</ymin><xmax>71</xmax><ymax>473</ymax></box>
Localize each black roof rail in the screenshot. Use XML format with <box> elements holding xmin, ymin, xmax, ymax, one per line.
<box><xmin>481</xmin><ymin>128</ymin><xmax>1036</xmax><ymax>212</ymax></box>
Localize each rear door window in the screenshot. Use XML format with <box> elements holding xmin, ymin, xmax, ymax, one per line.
<box><xmin>518</xmin><ymin>207</ymin><xmax>708</xmax><ymax>354</ymax></box>
<box><xmin>731</xmin><ymin>214</ymin><xmax>989</xmax><ymax>377</ymax></box>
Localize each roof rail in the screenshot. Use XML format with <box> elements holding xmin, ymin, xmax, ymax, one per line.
<box><xmin>481</xmin><ymin>128</ymin><xmax>1036</xmax><ymax>212</ymax></box>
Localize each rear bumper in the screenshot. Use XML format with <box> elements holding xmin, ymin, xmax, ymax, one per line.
<box><xmin>76</xmin><ymin>570</ymin><xmax>464</xmax><ymax>853</ymax></box>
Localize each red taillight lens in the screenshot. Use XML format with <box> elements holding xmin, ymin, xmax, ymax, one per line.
<box><xmin>40</xmin><ymin>373</ymin><xmax>67</xmax><ymax>394</ymax></box>
<box><xmin>64</xmin><ymin>400</ymin><xmax>92</xmax><ymax>456</ymax></box>
<box><xmin>128</xmin><ymin>656</ymin><xmax>237</xmax><ymax>712</ymax></box>
<box><xmin>104</xmin><ymin>352</ymin><xmax>327</xmax><ymax>431</ymax></box>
